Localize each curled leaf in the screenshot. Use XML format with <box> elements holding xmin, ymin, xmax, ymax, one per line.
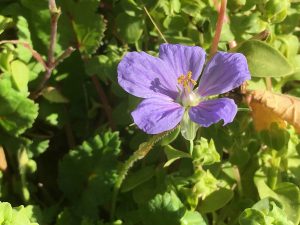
<box><xmin>247</xmin><ymin>90</ymin><xmax>300</xmax><ymax>133</ymax></box>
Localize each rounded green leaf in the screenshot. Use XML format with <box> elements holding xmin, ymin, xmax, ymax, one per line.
<box><xmin>236</xmin><ymin>40</ymin><xmax>293</xmax><ymax>77</ymax></box>
<box><xmin>10</xmin><ymin>60</ymin><xmax>29</xmax><ymax>93</ymax></box>
<box><xmin>199</xmin><ymin>188</ymin><xmax>233</xmax><ymax>213</ymax></box>
<box><xmin>180</xmin><ymin>211</ymin><xmax>207</xmax><ymax>225</ymax></box>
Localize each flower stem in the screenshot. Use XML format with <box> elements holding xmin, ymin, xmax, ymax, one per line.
<box><xmin>110</xmin><ymin>129</ymin><xmax>175</xmax><ymax>220</ymax></box>
<box><xmin>209</xmin><ymin>0</ymin><xmax>227</xmax><ymax>57</ymax></box>
<box><xmin>189</xmin><ymin>139</ymin><xmax>194</xmax><ymax>155</ymax></box>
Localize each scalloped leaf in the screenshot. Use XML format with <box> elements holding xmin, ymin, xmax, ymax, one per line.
<box><xmin>0</xmin><ymin>79</ymin><xmax>38</xmax><ymax>136</ymax></box>
<box><xmin>140</xmin><ymin>191</ymin><xmax>186</xmax><ymax>225</ymax></box>
<box><xmin>58</xmin><ymin>131</ymin><xmax>121</xmax><ymax>219</ymax></box>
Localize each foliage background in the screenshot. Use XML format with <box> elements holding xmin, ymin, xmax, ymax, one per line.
<box><xmin>0</xmin><ymin>0</ymin><xmax>300</xmax><ymax>224</ymax></box>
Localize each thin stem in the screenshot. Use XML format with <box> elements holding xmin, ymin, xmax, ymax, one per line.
<box><xmin>189</xmin><ymin>140</ymin><xmax>194</xmax><ymax>155</ymax></box>
<box><xmin>268</xmin><ymin>155</ymin><xmax>281</xmax><ymax>190</ymax></box>
<box><xmin>143</xmin><ymin>6</ymin><xmax>168</xmax><ymax>43</ymax></box>
<box><xmin>232</xmin><ymin>165</ymin><xmax>243</xmax><ymax>195</ymax></box>
<box><xmin>48</xmin><ymin>0</ymin><xmax>60</xmax><ymax>65</ymax></box>
<box><xmin>91</xmin><ymin>75</ymin><xmax>116</xmax><ymax>130</ymax></box>
<box><xmin>209</xmin><ymin>0</ymin><xmax>227</xmax><ymax>57</ymax></box>
<box><xmin>265</xmin><ymin>77</ymin><xmax>272</xmax><ymax>91</ymax></box>
<box><xmin>31</xmin><ymin>0</ymin><xmax>74</xmax><ymax>98</ymax></box>
<box><xmin>52</xmin><ymin>46</ymin><xmax>75</xmax><ymax>68</ymax></box>
<box><xmin>110</xmin><ymin>129</ymin><xmax>175</xmax><ymax>220</ymax></box>
<box><xmin>0</xmin><ymin>40</ymin><xmax>47</xmax><ymax>70</ymax></box>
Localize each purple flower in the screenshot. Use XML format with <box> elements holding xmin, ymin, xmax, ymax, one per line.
<box><xmin>118</xmin><ymin>44</ymin><xmax>250</xmax><ymax>134</ymax></box>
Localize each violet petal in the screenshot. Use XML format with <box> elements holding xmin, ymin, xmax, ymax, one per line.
<box><xmin>118</xmin><ymin>51</ymin><xmax>179</xmax><ymax>100</ymax></box>
<box><xmin>189</xmin><ymin>98</ymin><xmax>237</xmax><ymax>127</ymax></box>
<box><xmin>159</xmin><ymin>44</ymin><xmax>206</xmax><ymax>81</ymax></box>
<box><xmin>131</xmin><ymin>98</ymin><xmax>184</xmax><ymax>134</ymax></box>
<box><xmin>198</xmin><ymin>52</ymin><xmax>251</xmax><ymax>97</ymax></box>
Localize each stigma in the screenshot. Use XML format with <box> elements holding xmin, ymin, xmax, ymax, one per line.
<box><xmin>177</xmin><ymin>71</ymin><xmax>197</xmax><ymax>93</ymax></box>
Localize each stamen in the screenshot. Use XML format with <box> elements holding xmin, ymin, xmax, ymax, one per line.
<box><xmin>177</xmin><ymin>71</ymin><xmax>197</xmax><ymax>93</ymax></box>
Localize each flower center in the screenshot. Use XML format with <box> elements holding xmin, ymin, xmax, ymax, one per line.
<box><xmin>177</xmin><ymin>71</ymin><xmax>201</xmax><ymax>107</ymax></box>
<box><xmin>177</xmin><ymin>71</ymin><xmax>197</xmax><ymax>93</ymax></box>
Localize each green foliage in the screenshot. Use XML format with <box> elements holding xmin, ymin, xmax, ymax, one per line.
<box><xmin>0</xmin><ymin>0</ymin><xmax>300</xmax><ymax>225</ymax></box>
<box><xmin>0</xmin><ymin>79</ymin><xmax>38</xmax><ymax>136</ymax></box>
<box><xmin>58</xmin><ymin>131</ymin><xmax>121</xmax><ymax>220</ymax></box>
<box><xmin>0</xmin><ymin>202</ymin><xmax>39</xmax><ymax>225</ymax></box>
<box><xmin>239</xmin><ymin>198</ymin><xmax>294</xmax><ymax>225</ymax></box>
<box><xmin>235</xmin><ymin>40</ymin><xmax>293</xmax><ymax>77</ymax></box>
<box><xmin>139</xmin><ymin>191</ymin><xmax>186</xmax><ymax>225</ymax></box>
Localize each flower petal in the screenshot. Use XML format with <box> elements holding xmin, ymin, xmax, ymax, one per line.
<box><xmin>118</xmin><ymin>51</ymin><xmax>179</xmax><ymax>100</ymax></box>
<box><xmin>198</xmin><ymin>52</ymin><xmax>251</xmax><ymax>97</ymax></box>
<box><xmin>189</xmin><ymin>98</ymin><xmax>237</xmax><ymax>127</ymax></box>
<box><xmin>159</xmin><ymin>44</ymin><xmax>206</xmax><ymax>81</ymax></box>
<box><xmin>131</xmin><ymin>98</ymin><xmax>184</xmax><ymax>134</ymax></box>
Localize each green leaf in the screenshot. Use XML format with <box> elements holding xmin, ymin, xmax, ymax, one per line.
<box><xmin>199</xmin><ymin>188</ymin><xmax>234</xmax><ymax>213</ymax></box>
<box><xmin>41</xmin><ymin>87</ymin><xmax>69</xmax><ymax>103</ymax></box>
<box><xmin>180</xmin><ymin>211</ymin><xmax>207</xmax><ymax>225</ymax></box>
<box><xmin>268</xmin><ymin>202</ymin><xmax>294</xmax><ymax>225</ymax></box>
<box><xmin>27</xmin><ymin>138</ymin><xmax>49</xmax><ymax>158</ymax></box>
<box><xmin>20</xmin><ymin>0</ymin><xmax>106</xmax><ymax>57</ymax></box>
<box><xmin>163</xmin><ymin>145</ymin><xmax>191</xmax><ymax>167</ymax></box>
<box><xmin>58</xmin><ymin>131</ymin><xmax>121</xmax><ymax>219</ymax></box>
<box><xmin>116</xmin><ymin>13</ymin><xmax>144</xmax><ymax>44</ymax></box>
<box><xmin>0</xmin><ymin>79</ymin><xmax>38</xmax><ymax>136</ymax></box>
<box><xmin>62</xmin><ymin>0</ymin><xmax>106</xmax><ymax>56</ymax></box>
<box><xmin>235</xmin><ymin>40</ymin><xmax>293</xmax><ymax>77</ymax></box>
<box><xmin>163</xmin><ymin>15</ymin><xmax>188</xmax><ymax>31</ymax></box>
<box><xmin>159</xmin><ymin>126</ymin><xmax>180</xmax><ymax>146</ymax></box>
<box><xmin>259</xmin><ymin>123</ymin><xmax>290</xmax><ymax>151</ymax></box>
<box><xmin>122</xmin><ymin>165</ymin><xmax>155</xmax><ymax>193</ymax></box>
<box><xmin>140</xmin><ymin>191</ymin><xmax>186</xmax><ymax>225</ymax></box>
<box><xmin>10</xmin><ymin>60</ymin><xmax>29</xmax><ymax>93</ymax></box>
<box><xmin>16</xmin><ymin>16</ymin><xmax>33</xmax><ymax>62</ymax></box>
<box><xmin>0</xmin><ymin>202</ymin><xmax>39</xmax><ymax>225</ymax></box>
<box><xmin>239</xmin><ymin>198</ymin><xmax>294</xmax><ymax>225</ymax></box>
<box><xmin>193</xmin><ymin>138</ymin><xmax>220</xmax><ymax>166</ymax></box>
<box><xmin>0</xmin><ymin>202</ymin><xmax>13</xmax><ymax>223</ymax></box>
<box><xmin>239</xmin><ymin>208</ymin><xmax>267</xmax><ymax>225</ymax></box>
<box><xmin>0</xmin><ymin>15</ymin><xmax>12</xmax><ymax>34</ymax></box>
<box><xmin>254</xmin><ymin>171</ymin><xmax>300</xmax><ymax>224</ymax></box>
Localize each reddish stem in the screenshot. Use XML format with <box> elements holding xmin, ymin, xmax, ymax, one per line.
<box><xmin>0</xmin><ymin>40</ymin><xmax>47</xmax><ymax>69</ymax></box>
<box><xmin>210</xmin><ymin>0</ymin><xmax>227</xmax><ymax>57</ymax></box>
<box><xmin>91</xmin><ymin>75</ymin><xmax>115</xmax><ymax>130</ymax></box>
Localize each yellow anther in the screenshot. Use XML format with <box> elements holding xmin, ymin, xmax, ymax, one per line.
<box><xmin>177</xmin><ymin>71</ymin><xmax>197</xmax><ymax>92</ymax></box>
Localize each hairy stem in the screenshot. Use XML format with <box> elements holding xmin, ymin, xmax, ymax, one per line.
<box><xmin>209</xmin><ymin>0</ymin><xmax>227</xmax><ymax>57</ymax></box>
<box><xmin>110</xmin><ymin>129</ymin><xmax>175</xmax><ymax>220</ymax></box>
